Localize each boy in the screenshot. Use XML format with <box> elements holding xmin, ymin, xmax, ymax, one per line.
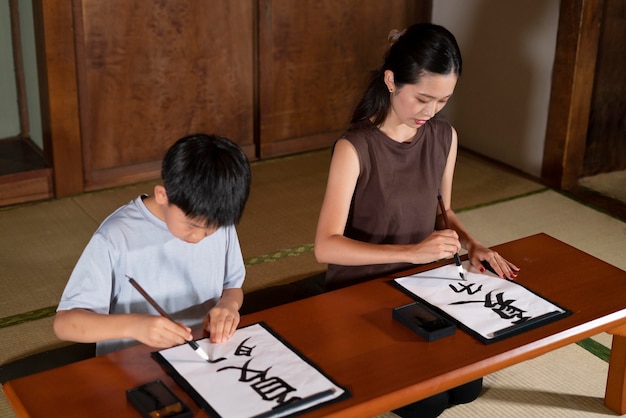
<box><xmin>54</xmin><ymin>134</ymin><xmax>251</xmax><ymax>355</ymax></box>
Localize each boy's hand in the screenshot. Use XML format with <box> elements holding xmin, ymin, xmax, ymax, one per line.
<box><xmin>131</xmin><ymin>314</ymin><xmax>193</xmax><ymax>348</ymax></box>
<box><xmin>53</xmin><ymin>309</ymin><xmax>193</xmax><ymax>349</ymax></box>
<box><xmin>204</xmin><ymin>304</ymin><xmax>240</xmax><ymax>344</ymax></box>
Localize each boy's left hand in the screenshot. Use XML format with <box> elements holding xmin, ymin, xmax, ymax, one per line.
<box><xmin>203</xmin><ymin>303</ymin><xmax>240</xmax><ymax>343</ymax></box>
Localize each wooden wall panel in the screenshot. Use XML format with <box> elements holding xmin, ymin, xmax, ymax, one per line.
<box><xmin>583</xmin><ymin>0</ymin><xmax>626</xmax><ymax>176</ymax></box>
<box><xmin>35</xmin><ymin>0</ymin><xmax>84</xmax><ymax>196</ymax></box>
<box><xmin>35</xmin><ymin>0</ymin><xmax>429</xmax><ymax>195</ymax></box>
<box><xmin>74</xmin><ymin>1</ymin><xmax>255</xmax><ymax>190</ymax></box>
<box><xmin>258</xmin><ymin>0</ymin><xmax>429</xmax><ymax>158</ymax></box>
<box><xmin>542</xmin><ymin>0</ymin><xmax>604</xmax><ymax>189</ymax></box>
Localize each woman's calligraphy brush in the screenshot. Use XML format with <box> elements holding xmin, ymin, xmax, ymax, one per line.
<box><xmin>437</xmin><ymin>192</ymin><xmax>465</xmax><ymax>280</ymax></box>
<box><xmin>127</xmin><ymin>275</ymin><xmax>210</xmax><ymax>361</ymax></box>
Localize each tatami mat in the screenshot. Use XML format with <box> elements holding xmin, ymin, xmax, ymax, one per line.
<box><xmin>456</xmin><ymin>189</ymin><xmax>626</xmax><ymax>271</ymax></box>
<box><xmin>452</xmin><ymin>151</ymin><xmax>544</xmax><ymax>210</ymax></box>
<box><xmin>0</xmin><ymin>318</ymin><xmax>61</xmax><ymax>366</ymax></box>
<box><xmin>377</xmin><ymin>342</ymin><xmax>614</xmax><ymax>418</ymax></box>
<box><xmin>243</xmin><ymin>252</ymin><xmax>323</xmax><ymax>294</ymax></box>
<box><xmin>1</xmin><ymin>149</ymin><xmax>623</xmax><ymax>418</ymax></box>
<box><xmin>443</xmin><ymin>342</ymin><xmax>614</xmax><ymax>417</ymax></box>
<box><xmin>580</xmin><ymin>170</ymin><xmax>626</xmax><ymax>204</ymax></box>
<box><xmin>73</xmin><ymin>180</ymin><xmax>161</xmax><ymax>223</ymax></box>
<box><xmin>237</xmin><ymin>151</ymin><xmax>329</xmax><ymax>258</ymax></box>
<box><xmin>0</xmin><ymin>200</ymin><xmax>97</xmax><ymax>318</ymax></box>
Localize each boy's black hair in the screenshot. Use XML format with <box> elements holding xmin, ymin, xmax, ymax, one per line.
<box><xmin>161</xmin><ymin>133</ymin><xmax>251</xmax><ymax>227</ymax></box>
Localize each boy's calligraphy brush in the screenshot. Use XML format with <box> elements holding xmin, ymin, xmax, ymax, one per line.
<box><xmin>126</xmin><ymin>275</ymin><xmax>210</xmax><ymax>361</ymax></box>
<box><xmin>437</xmin><ymin>191</ymin><xmax>465</xmax><ymax>280</ymax></box>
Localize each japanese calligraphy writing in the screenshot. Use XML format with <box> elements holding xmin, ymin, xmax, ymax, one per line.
<box><xmin>449</xmin><ymin>282</ymin><xmax>531</xmax><ymax>324</ymax></box>
<box><xmin>216</xmin><ymin>335</ymin><xmax>302</xmax><ymax>406</ymax></box>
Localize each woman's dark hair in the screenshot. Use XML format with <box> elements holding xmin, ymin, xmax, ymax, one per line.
<box><xmin>161</xmin><ymin>133</ymin><xmax>251</xmax><ymax>227</ymax></box>
<box><xmin>351</xmin><ymin>23</ymin><xmax>462</xmax><ymax>126</ymax></box>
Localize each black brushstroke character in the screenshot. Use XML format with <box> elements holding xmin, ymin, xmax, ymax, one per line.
<box><xmin>448</xmin><ymin>282</ymin><xmax>483</xmax><ymax>295</ymax></box>
<box><xmin>207</xmin><ymin>336</ymin><xmax>257</xmax><ymax>363</ymax></box>
<box><xmin>235</xmin><ymin>337</ymin><xmax>255</xmax><ymax>357</ymax></box>
<box><xmin>450</xmin><ymin>291</ymin><xmax>530</xmax><ymax>324</ymax></box>
<box><xmin>218</xmin><ymin>358</ymin><xmax>298</xmax><ymax>404</ymax></box>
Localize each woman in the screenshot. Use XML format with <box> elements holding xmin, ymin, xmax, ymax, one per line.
<box><xmin>314</xmin><ymin>23</ymin><xmax>519</xmax><ymax>417</ymax></box>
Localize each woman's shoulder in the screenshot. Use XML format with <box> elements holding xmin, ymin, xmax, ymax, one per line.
<box><xmin>344</xmin><ymin>119</ymin><xmax>375</xmax><ymax>135</ymax></box>
<box><xmin>341</xmin><ymin>119</ymin><xmax>382</xmax><ymax>145</ymax></box>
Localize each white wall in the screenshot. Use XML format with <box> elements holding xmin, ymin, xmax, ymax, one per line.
<box><xmin>19</xmin><ymin>0</ymin><xmax>43</xmax><ymax>148</ymax></box>
<box><xmin>433</xmin><ymin>0</ymin><xmax>560</xmax><ymax>177</ymax></box>
<box><xmin>0</xmin><ymin>0</ymin><xmax>20</xmax><ymax>138</ymax></box>
<box><xmin>0</xmin><ymin>0</ymin><xmax>42</xmax><ymax>148</ymax></box>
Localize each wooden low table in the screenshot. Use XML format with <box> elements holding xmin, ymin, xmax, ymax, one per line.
<box><xmin>4</xmin><ymin>233</ymin><xmax>626</xmax><ymax>417</ymax></box>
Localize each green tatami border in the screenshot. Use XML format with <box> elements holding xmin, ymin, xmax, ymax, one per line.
<box><xmin>0</xmin><ymin>306</ymin><xmax>57</xmax><ymax>329</ymax></box>
<box><xmin>245</xmin><ymin>243</ymin><xmax>314</xmax><ymax>266</ymax></box>
<box><xmin>455</xmin><ymin>187</ymin><xmax>549</xmax><ymax>213</ymax></box>
<box><xmin>0</xmin><ymin>245</ymin><xmax>316</xmax><ymax>330</ymax></box>
<box><xmin>575</xmin><ymin>338</ymin><xmax>611</xmax><ymax>362</ymax></box>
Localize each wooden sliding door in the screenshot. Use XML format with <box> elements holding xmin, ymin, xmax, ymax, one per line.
<box><xmin>74</xmin><ymin>1</ymin><xmax>255</xmax><ymax>190</ymax></box>
<box><xmin>37</xmin><ymin>0</ymin><xmax>429</xmax><ymax>196</ymax></box>
<box><xmin>257</xmin><ymin>0</ymin><xmax>428</xmax><ymax>158</ymax></box>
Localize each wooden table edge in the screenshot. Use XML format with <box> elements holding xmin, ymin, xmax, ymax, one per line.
<box><xmin>2</xmin><ymin>382</ymin><xmax>29</xmax><ymax>418</ymax></box>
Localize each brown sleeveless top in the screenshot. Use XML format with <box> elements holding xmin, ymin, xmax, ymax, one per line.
<box><xmin>325</xmin><ymin>118</ymin><xmax>453</xmax><ymax>289</ymax></box>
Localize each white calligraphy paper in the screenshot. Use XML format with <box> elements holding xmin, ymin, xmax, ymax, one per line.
<box><xmin>394</xmin><ymin>262</ymin><xmax>568</xmax><ymax>341</ymax></box>
<box><xmin>153</xmin><ymin>323</ymin><xmax>346</xmax><ymax>417</ymax></box>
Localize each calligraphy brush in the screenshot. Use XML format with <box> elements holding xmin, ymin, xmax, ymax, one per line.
<box><xmin>437</xmin><ymin>191</ymin><xmax>465</xmax><ymax>280</ymax></box>
<box><xmin>127</xmin><ymin>275</ymin><xmax>210</xmax><ymax>361</ymax></box>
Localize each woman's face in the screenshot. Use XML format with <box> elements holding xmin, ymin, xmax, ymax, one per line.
<box><xmin>385</xmin><ymin>70</ymin><xmax>458</xmax><ymax>129</ymax></box>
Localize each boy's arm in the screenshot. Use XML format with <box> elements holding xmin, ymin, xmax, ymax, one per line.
<box><xmin>204</xmin><ymin>288</ymin><xmax>243</xmax><ymax>343</ymax></box>
<box><xmin>53</xmin><ymin>308</ymin><xmax>193</xmax><ymax>348</ymax></box>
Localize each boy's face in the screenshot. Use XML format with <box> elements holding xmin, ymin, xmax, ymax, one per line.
<box><xmin>163</xmin><ymin>204</ymin><xmax>217</xmax><ymax>243</ymax></box>
<box><xmin>152</xmin><ymin>186</ymin><xmax>217</xmax><ymax>243</ymax></box>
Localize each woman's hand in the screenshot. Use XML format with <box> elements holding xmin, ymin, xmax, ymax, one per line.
<box><xmin>407</xmin><ymin>229</ymin><xmax>462</xmax><ymax>265</ymax></box>
<box><xmin>467</xmin><ymin>242</ymin><xmax>519</xmax><ymax>279</ymax></box>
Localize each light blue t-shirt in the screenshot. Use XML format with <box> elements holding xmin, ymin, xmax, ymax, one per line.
<box><xmin>57</xmin><ymin>195</ymin><xmax>246</xmax><ymax>355</ymax></box>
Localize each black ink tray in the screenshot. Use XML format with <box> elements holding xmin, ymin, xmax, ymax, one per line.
<box><xmin>392</xmin><ymin>302</ymin><xmax>456</xmax><ymax>342</ymax></box>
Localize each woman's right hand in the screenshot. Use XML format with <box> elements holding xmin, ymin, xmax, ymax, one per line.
<box><xmin>406</xmin><ymin>229</ymin><xmax>461</xmax><ymax>265</ymax></box>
